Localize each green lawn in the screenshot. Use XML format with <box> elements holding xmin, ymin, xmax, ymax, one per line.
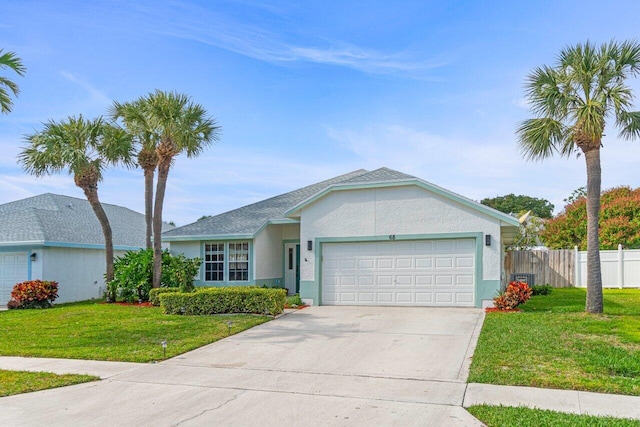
<box><xmin>0</xmin><ymin>300</ymin><xmax>271</xmax><ymax>362</ymax></box>
<box><xmin>469</xmin><ymin>288</ymin><xmax>640</xmax><ymax>395</ymax></box>
<box><xmin>467</xmin><ymin>405</ymin><xmax>640</xmax><ymax>427</ymax></box>
<box><xmin>0</xmin><ymin>369</ymin><xmax>98</xmax><ymax>397</ymax></box>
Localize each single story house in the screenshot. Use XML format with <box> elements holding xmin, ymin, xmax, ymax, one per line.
<box><xmin>0</xmin><ymin>193</ymin><xmax>148</xmax><ymax>305</ymax></box>
<box><xmin>164</xmin><ymin>168</ymin><xmax>519</xmax><ymax>308</ymax></box>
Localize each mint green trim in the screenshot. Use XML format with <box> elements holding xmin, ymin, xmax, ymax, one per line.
<box><xmin>44</xmin><ymin>241</ymin><xmax>141</xmax><ymax>251</ymax></box>
<box><xmin>300</xmin><ymin>280</ymin><xmax>318</xmax><ymax>303</ymax></box>
<box><xmin>254</xmin><ymin>278</ymin><xmax>284</xmax><ymax>288</ymax></box>
<box><xmin>1</xmin><ymin>241</ymin><xmax>140</xmax><ymax>251</ymax></box>
<box><xmin>314</xmin><ymin>232</ymin><xmax>485</xmax><ymax>307</ymax></box>
<box><xmin>200</xmin><ymin>239</ymin><xmax>254</xmax><ymax>285</ymax></box>
<box><xmin>477</xmin><ymin>279</ymin><xmax>501</xmax><ymax>305</ymax></box>
<box><xmin>0</xmin><ymin>241</ymin><xmax>44</xmax><ymax>247</ymax></box>
<box><xmin>0</xmin><ymin>246</ymin><xmax>40</xmax><ymax>252</ymax></box>
<box><xmin>284</xmin><ymin>179</ymin><xmax>520</xmax><ymax>227</ymax></box>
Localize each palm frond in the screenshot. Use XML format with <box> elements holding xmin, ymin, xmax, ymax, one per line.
<box><xmin>516</xmin><ymin>118</ymin><xmax>570</xmax><ymax>160</ymax></box>
<box><xmin>616</xmin><ymin>110</ymin><xmax>640</xmax><ymax>140</ymax></box>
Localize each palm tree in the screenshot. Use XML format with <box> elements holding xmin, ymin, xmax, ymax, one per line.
<box><xmin>110</xmin><ymin>99</ymin><xmax>159</xmax><ymax>249</ymax></box>
<box><xmin>140</xmin><ymin>90</ymin><xmax>220</xmax><ymax>288</ymax></box>
<box><xmin>517</xmin><ymin>40</ymin><xmax>640</xmax><ymax>313</ymax></box>
<box><xmin>19</xmin><ymin>116</ymin><xmax>134</xmax><ymax>283</ymax></box>
<box><xmin>0</xmin><ymin>49</ymin><xmax>26</xmax><ymax>114</ymax></box>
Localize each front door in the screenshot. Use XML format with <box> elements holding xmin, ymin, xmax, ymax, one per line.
<box><xmin>284</xmin><ymin>243</ymin><xmax>300</xmax><ymax>295</ymax></box>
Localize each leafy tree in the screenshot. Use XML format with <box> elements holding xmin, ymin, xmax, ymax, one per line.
<box><xmin>481</xmin><ymin>194</ymin><xmax>554</xmax><ymax>218</ymax></box>
<box><xmin>19</xmin><ymin>116</ymin><xmax>133</xmax><ymax>283</ymax></box>
<box><xmin>563</xmin><ymin>187</ymin><xmax>587</xmax><ymax>205</ymax></box>
<box><xmin>131</xmin><ymin>91</ymin><xmax>220</xmax><ymax>288</ymax></box>
<box><xmin>508</xmin><ymin>215</ymin><xmax>546</xmax><ymax>250</ymax></box>
<box><xmin>109</xmin><ymin>249</ymin><xmax>201</xmax><ymax>302</ymax></box>
<box><xmin>543</xmin><ymin>186</ymin><xmax>640</xmax><ymax>250</ymax></box>
<box><xmin>110</xmin><ymin>99</ymin><xmax>159</xmax><ymax>249</ymax></box>
<box><xmin>516</xmin><ymin>40</ymin><xmax>640</xmax><ymax>313</ymax></box>
<box><xmin>0</xmin><ymin>49</ymin><xmax>25</xmax><ymax>114</ymax></box>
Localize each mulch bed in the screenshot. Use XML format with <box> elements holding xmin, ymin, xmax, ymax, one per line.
<box><xmin>485</xmin><ymin>307</ymin><xmax>522</xmax><ymax>313</ymax></box>
<box><xmin>101</xmin><ymin>301</ymin><xmax>154</xmax><ymax>307</ymax></box>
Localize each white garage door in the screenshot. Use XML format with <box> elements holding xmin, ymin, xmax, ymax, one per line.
<box><xmin>322</xmin><ymin>239</ymin><xmax>475</xmax><ymax>306</ymax></box>
<box><xmin>0</xmin><ymin>252</ymin><xmax>28</xmax><ymax>305</ymax></box>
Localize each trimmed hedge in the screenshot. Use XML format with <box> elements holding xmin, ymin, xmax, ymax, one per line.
<box><xmin>149</xmin><ymin>287</ymin><xmax>181</xmax><ymax>306</ymax></box>
<box><xmin>159</xmin><ymin>287</ymin><xmax>287</xmax><ymax>316</ymax></box>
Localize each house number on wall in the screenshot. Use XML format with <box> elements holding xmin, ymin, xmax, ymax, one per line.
<box><xmin>389</xmin><ymin>234</ymin><xmax>396</xmax><ymax>240</ymax></box>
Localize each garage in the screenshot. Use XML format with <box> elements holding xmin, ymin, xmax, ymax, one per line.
<box><xmin>0</xmin><ymin>252</ymin><xmax>28</xmax><ymax>305</ymax></box>
<box><xmin>321</xmin><ymin>239</ymin><xmax>476</xmax><ymax>306</ymax></box>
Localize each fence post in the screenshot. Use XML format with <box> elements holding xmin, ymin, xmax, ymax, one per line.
<box><xmin>618</xmin><ymin>244</ymin><xmax>624</xmax><ymax>289</ymax></box>
<box><xmin>574</xmin><ymin>246</ymin><xmax>580</xmax><ymax>287</ymax></box>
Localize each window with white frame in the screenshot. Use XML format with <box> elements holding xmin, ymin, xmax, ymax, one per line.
<box><xmin>228</xmin><ymin>242</ymin><xmax>249</xmax><ymax>281</ymax></box>
<box><xmin>204</xmin><ymin>241</ymin><xmax>250</xmax><ymax>282</ymax></box>
<box><xmin>204</xmin><ymin>243</ymin><xmax>224</xmax><ymax>281</ymax></box>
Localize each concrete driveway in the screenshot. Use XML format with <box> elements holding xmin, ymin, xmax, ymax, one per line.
<box><xmin>0</xmin><ymin>306</ymin><xmax>485</xmax><ymax>426</ymax></box>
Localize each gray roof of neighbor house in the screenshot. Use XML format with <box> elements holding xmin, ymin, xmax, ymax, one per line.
<box><xmin>0</xmin><ymin>193</ymin><xmax>166</xmax><ymax>248</ymax></box>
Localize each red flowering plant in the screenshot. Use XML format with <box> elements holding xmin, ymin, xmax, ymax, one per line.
<box><xmin>9</xmin><ymin>280</ymin><xmax>59</xmax><ymax>309</ymax></box>
<box><xmin>493</xmin><ymin>281</ymin><xmax>532</xmax><ymax>311</ymax></box>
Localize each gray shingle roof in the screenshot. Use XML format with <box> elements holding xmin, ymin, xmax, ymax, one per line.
<box><xmin>163</xmin><ymin>169</ymin><xmax>373</xmax><ymax>238</ymax></box>
<box><xmin>163</xmin><ymin>167</ymin><xmax>425</xmax><ymax>239</ymax></box>
<box><xmin>0</xmin><ymin>193</ymin><xmax>149</xmax><ymax>247</ymax></box>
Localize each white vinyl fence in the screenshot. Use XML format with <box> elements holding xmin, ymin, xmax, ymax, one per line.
<box><xmin>575</xmin><ymin>245</ymin><xmax>640</xmax><ymax>288</ymax></box>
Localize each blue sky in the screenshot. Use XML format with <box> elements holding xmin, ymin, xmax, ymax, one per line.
<box><xmin>2</xmin><ymin>0</ymin><xmax>640</xmax><ymax>225</ymax></box>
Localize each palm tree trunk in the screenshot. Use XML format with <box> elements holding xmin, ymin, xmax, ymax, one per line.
<box><xmin>152</xmin><ymin>159</ymin><xmax>171</xmax><ymax>288</ymax></box>
<box><xmin>80</xmin><ymin>185</ymin><xmax>115</xmax><ymax>287</ymax></box>
<box><xmin>144</xmin><ymin>167</ymin><xmax>154</xmax><ymax>250</ymax></box>
<box><xmin>584</xmin><ymin>148</ymin><xmax>603</xmax><ymax>313</ymax></box>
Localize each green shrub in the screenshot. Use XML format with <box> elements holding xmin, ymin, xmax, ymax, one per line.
<box><xmin>109</xmin><ymin>249</ymin><xmax>201</xmax><ymax>302</ymax></box>
<box><xmin>531</xmin><ymin>284</ymin><xmax>553</xmax><ymax>296</ymax></box>
<box><xmin>286</xmin><ymin>294</ymin><xmax>304</xmax><ymax>307</ymax></box>
<box><xmin>149</xmin><ymin>287</ymin><xmax>180</xmax><ymax>306</ymax></box>
<box><xmin>160</xmin><ymin>287</ymin><xmax>286</xmax><ymax>316</ymax></box>
<box><xmin>9</xmin><ymin>280</ymin><xmax>58</xmax><ymax>309</ymax></box>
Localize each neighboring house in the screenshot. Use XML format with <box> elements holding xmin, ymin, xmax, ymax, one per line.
<box><xmin>164</xmin><ymin>168</ymin><xmax>520</xmax><ymax>308</ymax></box>
<box><xmin>0</xmin><ymin>193</ymin><xmax>150</xmax><ymax>305</ymax></box>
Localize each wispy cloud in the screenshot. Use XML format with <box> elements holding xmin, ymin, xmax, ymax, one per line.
<box><xmin>123</xmin><ymin>2</ymin><xmax>444</xmax><ymax>77</ymax></box>
<box><xmin>59</xmin><ymin>71</ymin><xmax>112</xmax><ymax>110</ymax></box>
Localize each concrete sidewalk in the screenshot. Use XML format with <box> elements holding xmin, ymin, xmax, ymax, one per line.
<box><xmin>464</xmin><ymin>383</ymin><xmax>640</xmax><ymax>421</ymax></box>
<box><xmin>1</xmin><ymin>306</ymin><xmax>639</xmax><ymax>425</ymax></box>
<box><xmin>0</xmin><ymin>357</ymin><xmax>640</xmax><ymax>420</ymax></box>
<box><xmin>0</xmin><ymin>356</ymin><xmax>143</xmax><ymax>378</ymax></box>
<box><xmin>1</xmin><ymin>357</ymin><xmax>639</xmax><ymax>422</ymax></box>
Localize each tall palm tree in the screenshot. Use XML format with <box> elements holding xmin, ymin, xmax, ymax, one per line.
<box><xmin>140</xmin><ymin>90</ymin><xmax>220</xmax><ymax>288</ymax></box>
<box><xmin>110</xmin><ymin>99</ymin><xmax>159</xmax><ymax>249</ymax></box>
<box><xmin>0</xmin><ymin>49</ymin><xmax>26</xmax><ymax>114</ymax></box>
<box><xmin>19</xmin><ymin>116</ymin><xmax>134</xmax><ymax>283</ymax></box>
<box><xmin>517</xmin><ymin>40</ymin><xmax>640</xmax><ymax>313</ymax></box>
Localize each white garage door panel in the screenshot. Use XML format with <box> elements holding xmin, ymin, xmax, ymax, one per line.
<box><xmin>0</xmin><ymin>252</ymin><xmax>29</xmax><ymax>305</ymax></box>
<box><xmin>322</xmin><ymin>239</ymin><xmax>475</xmax><ymax>307</ymax></box>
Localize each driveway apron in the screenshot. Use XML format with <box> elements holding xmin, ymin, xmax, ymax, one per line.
<box><xmin>0</xmin><ymin>306</ymin><xmax>485</xmax><ymax>426</ymax></box>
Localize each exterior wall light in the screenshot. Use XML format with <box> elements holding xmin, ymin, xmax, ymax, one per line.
<box><xmin>485</xmin><ymin>235</ymin><xmax>491</xmax><ymax>246</ymax></box>
<box><xmin>30</xmin><ymin>253</ymin><xmax>37</xmax><ymax>262</ymax></box>
<box><xmin>307</xmin><ymin>240</ymin><xmax>313</xmax><ymax>251</ymax></box>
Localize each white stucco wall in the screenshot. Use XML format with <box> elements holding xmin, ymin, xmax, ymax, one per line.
<box><xmin>300</xmin><ymin>185</ymin><xmax>502</xmax><ymax>282</ymax></box>
<box><xmin>254</xmin><ymin>225</ymin><xmax>282</xmax><ymax>279</ymax></box>
<box><xmin>40</xmin><ymin>247</ymin><xmax>128</xmax><ymax>303</ymax></box>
